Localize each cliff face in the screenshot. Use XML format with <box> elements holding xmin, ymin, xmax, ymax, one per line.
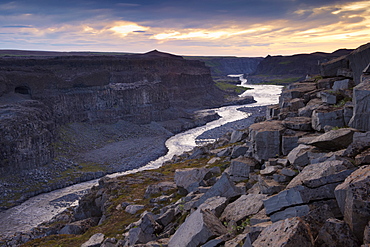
<box><xmin>0</xmin><ymin>51</ymin><xmax>224</xmax><ymax>174</ymax></box>
<box><xmin>321</xmin><ymin>42</ymin><xmax>370</xmax><ymax>85</ymax></box>
<box><xmin>186</xmin><ymin>56</ymin><xmax>263</xmax><ymax>77</ymax></box>
<box><xmin>253</xmin><ymin>49</ymin><xmax>352</xmax><ymax>77</ymax></box>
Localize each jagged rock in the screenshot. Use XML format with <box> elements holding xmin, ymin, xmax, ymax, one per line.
<box><xmin>315</xmin><ymin>218</ymin><xmax>359</xmax><ymax>247</ymax></box>
<box><xmin>198</xmin><ymin>196</ymin><xmax>228</xmax><ymax>218</ymax></box>
<box><xmin>281</xmin><ymin>168</ymin><xmax>298</xmax><ymax>177</ymax></box>
<box><xmin>220</xmin><ymin>194</ymin><xmax>266</xmax><ymax>223</ymax></box>
<box><xmin>217</xmin><ymin>147</ymin><xmax>232</xmax><ymax>157</ymax></box>
<box><xmin>264</xmin><ymin>183</ymin><xmax>341</xmax><ymax>222</ymax></box>
<box><xmin>207</xmin><ymin>157</ymin><xmax>221</xmax><ymax>164</ymax></box>
<box><xmin>230</xmin><ymin>130</ymin><xmax>248</xmax><ymax>143</ymax></box>
<box><xmin>249</xmin><ymin>209</ymin><xmax>270</xmax><ymax>226</ymax></box>
<box><xmin>344</xmin><ymin>131</ymin><xmax>370</xmax><ymax>157</ymax></box>
<box><xmin>144</xmin><ymin>181</ymin><xmax>176</xmax><ymax>199</ymax></box>
<box><xmin>344</xmin><ymin>103</ymin><xmax>354</xmax><ymax>126</ymax></box>
<box><xmin>287</xmin><ymin>160</ymin><xmax>354</xmax><ymax>189</ymax></box>
<box><xmin>243</xmin><ymin>223</ymin><xmax>271</xmax><ymax>247</ymax></box>
<box><xmin>249</xmin><ymin>121</ymin><xmax>285</xmax><ymax>162</ymax></box>
<box><xmin>81</xmin><ymin>233</ymin><xmax>105</xmax><ymax>247</ymax></box>
<box><xmin>258</xmin><ymin>176</ymin><xmax>285</xmax><ymax>195</ymax></box>
<box><xmin>287</xmin><ymin>144</ymin><xmax>314</xmax><ymax>168</ymax></box>
<box><xmin>225</xmin><ymin>234</ymin><xmax>247</xmax><ymax>247</ymax></box>
<box><xmin>157</xmin><ymin>208</ymin><xmax>176</xmax><ymax>227</ymax></box>
<box><xmin>266</xmin><ymin>104</ymin><xmax>280</xmax><ymax>120</ymax></box>
<box><xmin>260</xmin><ymin>166</ymin><xmax>278</xmax><ymax>175</ymax></box>
<box><xmin>281</xmin><ymin>98</ymin><xmax>305</xmax><ymax>112</ymax></box>
<box><xmin>273</xmin><ymin>174</ymin><xmax>290</xmax><ymax>183</ymax></box>
<box><xmin>320</xmin><ymin>92</ymin><xmax>337</xmax><ymax>104</ymax></box>
<box><xmin>355</xmin><ymin>148</ymin><xmax>370</xmax><ymax>165</ymax></box>
<box><xmin>226</xmin><ymin>157</ymin><xmax>258</xmax><ymax>182</ymax></box>
<box><xmin>307</xmin><ymin>128</ymin><xmax>357</xmax><ymax>151</ymax></box>
<box><xmin>101</xmin><ymin>238</ymin><xmax>117</xmax><ymax>247</ymax></box>
<box><xmin>127</xmin><ymin>212</ymin><xmax>162</xmax><ymax>245</ymax></box>
<box><xmin>283</xmin><ymin>117</ymin><xmax>312</xmax><ymax>131</ymax></box>
<box><xmin>282</xmin><ymin>131</ymin><xmax>307</xmax><ymax>156</ymax></box>
<box><xmin>298</xmin><ymin>104</ymin><xmax>318</xmax><ymax>118</ymax></box>
<box><xmin>349</xmin><ymin>81</ymin><xmax>370</xmax><ymax>131</ymax></box>
<box><xmin>312</xmin><ymin>107</ymin><xmax>345</xmax><ymax>131</ymax></box>
<box><xmin>125</xmin><ymin>204</ymin><xmax>145</xmax><ymax>214</ymax></box>
<box><xmin>317</xmin><ymin>78</ymin><xmax>337</xmax><ymax>89</ymax></box>
<box><xmin>270</xmin><ymin>205</ymin><xmax>310</xmax><ymax>222</ymax></box>
<box><xmin>202</xmin><ymin>238</ymin><xmax>224</xmax><ymax>247</ymax></box>
<box><xmin>252</xmin><ymin>217</ymin><xmax>314</xmax><ymax>247</ymax></box>
<box><xmin>333</xmin><ymin>79</ymin><xmax>350</xmax><ymax>91</ymax></box>
<box><xmin>193</xmin><ymin>173</ymin><xmax>241</xmax><ymax>208</ymax></box>
<box><xmin>168</xmin><ymin>209</ymin><xmax>227</xmax><ymax>247</ymax></box>
<box><xmin>334</xmin><ymin>165</ymin><xmax>370</xmax><ymax>241</ymax></box>
<box><xmin>174</xmin><ymin>167</ymin><xmax>216</xmax><ymax>194</ymax></box>
<box><xmin>231</xmin><ymin>145</ymin><xmax>249</xmax><ymax>158</ymax></box>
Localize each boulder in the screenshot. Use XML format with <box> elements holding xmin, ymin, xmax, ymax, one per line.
<box><xmin>198</xmin><ymin>196</ymin><xmax>228</xmax><ymax>218</ymax></box>
<box><xmin>231</xmin><ymin>145</ymin><xmax>249</xmax><ymax>158</ymax></box>
<box><xmin>266</xmin><ymin>104</ymin><xmax>280</xmax><ymax>120</ymax></box>
<box><xmin>344</xmin><ymin>131</ymin><xmax>370</xmax><ymax>157</ymax></box>
<box><xmin>333</xmin><ymin>79</ymin><xmax>350</xmax><ymax>91</ymax></box>
<box><xmin>156</xmin><ymin>208</ymin><xmax>176</xmax><ymax>227</ymax></box>
<box><xmin>298</xmin><ymin>104</ymin><xmax>318</xmax><ymax>118</ymax></box>
<box><xmin>264</xmin><ymin>184</ymin><xmax>341</xmax><ymax>221</ymax></box>
<box><xmin>283</xmin><ymin>117</ymin><xmax>312</xmax><ymax>131</ymax></box>
<box><xmin>281</xmin><ymin>98</ymin><xmax>305</xmax><ymax>112</ymax></box>
<box><xmin>127</xmin><ymin>212</ymin><xmax>162</xmax><ymax>245</ymax></box>
<box><xmin>230</xmin><ymin>129</ymin><xmax>248</xmax><ymax>143</ymax></box>
<box><xmin>356</xmin><ymin>148</ymin><xmax>370</xmax><ymax>166</ymax></box>
<box><xmin>286</xmin><ymin>160</ymin><xmax>354</xmax><ymax>189</ymax></box>
<box><xmin>320</xmin><ymin>92</ymin><xmax>337</xmax><ymax>104</ymax></box>
<box><xmin>282</xmin><ymin>131</ymin><xmax>306</xmax><ymax>156</ymax></box>
<box><xmin>227</xmin><ymin>157</ymin><xmax>258</xmax><ymax>182</ymax></box>
<box><xmin>220</xmin><ymin>194</ymin><xmax>266</xmax><ymax>223</ymax></box>
<box><xmin>249</xmin><ymin>209</ymin><xmax>270</xmax><ymax>226</ymax></box>
<box><xmin>249</xmin><ymin>121</ymin><xmax>285</xmax><ymax>162</ymax></box>
<box><xmin>349</xmin><ymin>81</ymin><xmax>370</xmax><ymax>131</ymax></box>
<box><xmin>308</xmin><ymin>128</ymin><xmax>357</xmax><ymax>151</ymax></box>
<box><xmin>287</xmin><ymin>144</ymin><xmax>314</xmax><ymax>168</ymax></box>
<box><xmin>144</xmin><ymin>181</ymin><xmax>176</xmax><ymax>199</ymax></box>
<box><xmin>125</xmin><ymin>205</ymin><xmax>145</xmax><ymax>214</ymax></box>
<box><xmin>334</xmin><ymin>165</ymin><xmax>370</xmax><ymax>241</ymax></box>
<box><xmin>193</xmin><ymin>173</ymin><xmax>241</xmax><ymax>208</ymax></box>
<box><xmin>81</xmin><ymin>233</ymin><xmax>105</xmax><ymax>247</ymax></box>
<box><xmin>243</xmin><ymin>222</ymin><xmax>271</xmax><ymax>247</ymax></box>
<box><xmin>252</xmin><ymin>217</ymin><xmax>314</xmax><ymax>247</ymax></box>
<box><xmin>257</xmin><ymin>176</ymin><xmax>285</xmax><ymax>195</ymax></box>
<box><xmin>174</xmin><ymin>167</ymin><xmax>218</xmax><ymax>194</ymax></box>
<box><xmin>312</xmin><ymin>107</ymin><xmax>345</xmax><ymax>131</ymax></box>
<box><xmin>315</xmin><ymin>218</ymin><xmax>359</xmax><ymax>247</ymax></box>
<box><xmin>168</xmin><ymin>209</ymin><xmax>227</xmax><ymax>247</ymax></box>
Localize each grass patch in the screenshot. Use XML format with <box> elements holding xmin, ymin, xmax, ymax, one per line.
<box><xmin>22</xmin><ymin>156</ymin><xmax>230</xmax><ymax>246</ymax></box>
<box><xmin>215</xmin><ymin>81</ymin><xmax>252</xmax><ymax>94</ymax></box>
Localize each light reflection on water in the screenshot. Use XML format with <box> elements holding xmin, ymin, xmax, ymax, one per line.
<box><xmin>0</xmin><ymin>80</ymin><xmax>282</xmax><ymax>238</ymax></box>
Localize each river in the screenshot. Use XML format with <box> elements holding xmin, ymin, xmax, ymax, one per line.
<box><xmin>0</xmin><ymin>76</ymin><xmax>282</xmax><ymax>238</ymax></box>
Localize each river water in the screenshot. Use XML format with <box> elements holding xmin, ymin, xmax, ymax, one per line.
<box><xmin>0</xmin><ymin>76</ymin><xmax>282</xmax><ymax>238</ymax></box>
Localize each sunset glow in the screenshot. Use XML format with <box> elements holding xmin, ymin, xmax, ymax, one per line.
<box><xmin>0</xmin><ymin>0</ymin><xmax>369</xmax><ymax>56</ymax></box>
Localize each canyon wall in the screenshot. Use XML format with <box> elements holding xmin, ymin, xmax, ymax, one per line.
<box><xmin>0</xmin><ymin>50</ymin><xmax>224</xmax><ymax>174</ymax></box>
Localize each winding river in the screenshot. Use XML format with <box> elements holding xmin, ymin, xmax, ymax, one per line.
<box><xmin>0</xmin><ymin>76</ymin><xmax>282</xmax><ymax>238</ymax></box>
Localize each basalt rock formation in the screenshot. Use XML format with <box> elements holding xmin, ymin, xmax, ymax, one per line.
<box><xmin>0</xmin><ymin>50</ymin><xmax>226</xmax><ymax>208</ymax></box>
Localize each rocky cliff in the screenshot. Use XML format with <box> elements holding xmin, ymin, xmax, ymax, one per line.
<box><xmin>0</xmin><ymin>50</ymin><xmax>227</xmax><ymax>208</ymax></box>
<box><xmin>7</xmin><ymin>42</ymin><xmax>370</xmax><ymax>247</ymax></box>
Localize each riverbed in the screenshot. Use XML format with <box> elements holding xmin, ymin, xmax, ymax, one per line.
<box><xmin>0</xmin><ymin>79</ymin><xmax>282</xmax><ymax>238</ymax></box>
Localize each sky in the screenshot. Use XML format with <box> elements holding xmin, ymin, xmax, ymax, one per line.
<box><xmin>0</xmin><ymin>0</ymin><xmax>369</xmax><ymax>57</ymax></box>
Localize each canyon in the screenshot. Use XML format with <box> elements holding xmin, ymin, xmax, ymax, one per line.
<box><xmin>2</xmin><ymin>44</ymin><xmax>370</xmax><ymax>246</ymax></box>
